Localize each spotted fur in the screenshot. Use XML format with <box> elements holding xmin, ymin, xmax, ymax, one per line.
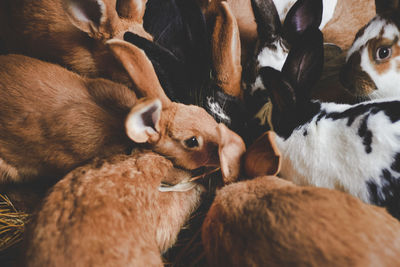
<box><xmin>261</xmin><ymin>27</ymin><xmax>400</xmax><ymax>219</ymax></box>
<box><xmin>342</xmin><ymin>3</ymin><xmax>400</xmax><ymax>100</ymax></box>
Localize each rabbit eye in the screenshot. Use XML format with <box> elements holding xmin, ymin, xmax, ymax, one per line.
<box><xmin>376</xmin><ymin>46</ymin><xmax>392</xmax><ymax>61</ymax></box>
<box><xmin>183</xmin><ymin>136</ymin><xmax>200</xmax><ymax>149</ymax></box>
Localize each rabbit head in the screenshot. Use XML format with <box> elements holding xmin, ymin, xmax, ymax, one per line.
<box><xmin>107</xmin><ymin>40</ymin><xmax>246</xmax><ymax>183</ymax></box>
<box><xmin>244</xmin><ymin>0</ymin><xmax>322</xmax><ymax>93</ymax></box>
<box><xmin>123</xmin><ymin>1</ymin><xmax>248</xmax><ymax>139</ymax></box>
<box><xmin>253</xmin><ymin>27</ymin><xmax>324</xmax><ymax>138</ymax></box>
<box><xmin>0</xmin><ymin>0</ymin><xmax>152</xmax><ymax>86</ymax></box>
<box><xmin>242</xmin><ymin>0</ymin><xmax>322</xmax><ymax>141</ymax></box>
<box><xmin>341</xmin><ymin>0</ymin><xmax>400</xmax><ymax>100</ymax></box>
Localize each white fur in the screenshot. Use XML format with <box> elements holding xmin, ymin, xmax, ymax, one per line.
<box><xmin>68</xmin><ymin>0</ymin><xmax>107</xmax><ymax>25</ymax></box>
<box><xmin>257</xmin><ymin>40</ymin><xmax>289</xmax><ymax>71</ymax></box>
<box><xmin>274</xmin><ymin>0</ymin><xmax>337</xmax><ymax>29</ymax></box>
<box><xmin>206</xmin><ymin>97</ymin><xmax>231</xmax><ymax>124</ymax></box>
<box><xmin>346</xmin><ymin>17</ymin><xmax>387</xmax><ymax>60</ymax></box>
<box><xmin>347</xmin><ymin>16</ymin><xmax>400</xmax><ymax>99</ymax></box>
<box><xmin>275</xmin><ymin>99</ymin><xmax>400</xmax><ymax>203</ymax></box>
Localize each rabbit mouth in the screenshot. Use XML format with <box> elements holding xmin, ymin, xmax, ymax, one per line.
<box><xmin>159</xmin><ymin>166</ymin><xmax>220</xmax><ymax>192</ymax></box>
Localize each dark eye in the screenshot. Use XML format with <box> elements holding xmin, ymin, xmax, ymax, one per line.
<box><xmin>184</xmin><ymin>136</ymin><xmax>199</xmax><ymax>148</ymax></box>
<box><xmin>376</xmin><ymin>46</ymin><xmax>392</xmax><ymax>61</ymax></box>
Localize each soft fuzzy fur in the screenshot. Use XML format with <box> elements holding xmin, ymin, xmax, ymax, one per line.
<box><xmin>0</xmin><ymin>0</ymin><xmax>151</xmax><ymax>87</ymax></box>
<box><xmin>254</xmin><ymin>27</ymin><xmax>400</xmax><ymax>219</ymax></box>
<box><xmin>23</xmin><ymin>152</ymin><xmax>204</xmax><ymax>267</ymax></box>
<box><xmin>0</xmin><ymin>50</ymin><xmax>245</xmax><ymax>184</ymax></box>
<box><xmin>202</xmin><ymin>176</ymin><xmax>400</xmax><ymax>267</ymax></box>
<box><xmin>341</xmin><ymin>1</ymin><xmax>400</xmax><ymax>100</ymax></box>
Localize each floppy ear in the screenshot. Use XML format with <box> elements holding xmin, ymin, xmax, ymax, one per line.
<box><xmin>375</xmin><ymin>0</ymin><xmax>400</xmax><ymax>15</ymax></box>
<box><xmin>281</xmin><ymin>27</ymin><xmax>324</xmax><ymax>99</ymax></box>
<box><xmin>106</xmin><ymin>38</ymin><xmax>171</xmax><ymax>106</ymax></box>
<box><xmin>282</xmin><ymin>0</ymin><xmax>322</xmax><ymax>44</ymax></box>
<box><xmin>217</xmin><ymin>123</ymin><xmax>246</xmax><ymax>184</ymax></box>
<box><xmin>63</xmin><ymin>0</ymin><xmax>113</xmax><ymax>35</ymax></box>
<box><xmin>244</xmin><ymin>131</ymin><xmax>281</xmax><ymax>177</ymax></box>
<box><xmin>116</xmin><ymin>0</ymin><xmax>147</xmax><ymax>20</ymax></box>
<box><xmin>250</xmin><ymin>0</ymin><xmax>282</xmax><ymax>44</ymax></box>
<box><xmin>126</xmin><ymin>98</ymin><xmax>162</xmax><ymax>143</ymax></box>
<box><xmin>212</xmin><ymin>1</ymin><xmax>242</xmax><ymax>98</ymax></box>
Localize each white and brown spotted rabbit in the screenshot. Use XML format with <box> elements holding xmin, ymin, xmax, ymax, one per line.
<box><xmin>341</xmin><ymin>0</ymin><xmax>400</xmax><ymax>100</ymax></box>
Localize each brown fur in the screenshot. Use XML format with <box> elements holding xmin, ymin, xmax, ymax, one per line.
<box><xmin>244</xmin><ymin>131</ymin><xmax>281</xmax><ymax>177</ymax></box>
<box><xmin>0</xmin><ymin>51</ymin><xmax>245</xmax><ymax>183</ymax></box>
<box><xmin>202</xmin><ymin>176</ymin><xmax>400</xmax><ymax>267</ymax></box>
<box><xmin>341</xmin><ymin>51</ymin><xmax>378</xmax><ymax>97</ymax></box>
<box><xmin>200</xmin><ymin>0</ymin><xmax>375</xmax><ymax>64</ymax></box>
<box><xmin>322</xmin><ymin>0</ymin><xmax>375</xmax><ymax>50</ymax></box>
<box><xmin>312</xmin><ymin>44</ymin><xmax>358</xmax><ymax>103</ymax></box>
<box><xmin>0</xmin><ymin>0</ymin><xmax>151</xmax><ymax>86</ymax></box>
<box><xmin>211</xmin><ymin>2</ymin><xmax>242</xmax><ymax>98</ymax></box>
<box><xmin>23</xmin><ymin>152</ymin><xmax>204</xmax><ymax>267</ymax></box>
<box><xmin>368</xmin><ymin>38</ymin><xmax>400</xmax><ymax>74</ymax></box>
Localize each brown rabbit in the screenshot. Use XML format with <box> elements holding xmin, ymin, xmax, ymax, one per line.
<box><xmin>0</xmin><ymin>0</ymin><xmax>151</xmax><ymax>86</ymax></box>
<box><xmin>0</xmin><ymin>41</ymin><xmax>245</xmax><ymax>184</ymax></box>
<box><xmin>202</xmin><ymin>176</ymin><xmax>400</xmax><ymax>267</ymax></box>
<box><xmin>23</xmin><ymin>151</ymin><xmax>204</xmax><ymax>267</ymax></box>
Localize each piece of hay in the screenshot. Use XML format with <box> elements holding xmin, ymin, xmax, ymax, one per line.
<box><xmin>0</xmin><ymin>193</ymin><xmax>30</xmax><ymax>252</ymax></box>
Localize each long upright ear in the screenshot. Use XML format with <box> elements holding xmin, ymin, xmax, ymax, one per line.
<box><xmin>106</xmin><ymin>39</ymin><xmax>171</xmax><ymax>106</ymax></box>
<box><xmin>375</xmin><ymin>0</ymin><xmax>400</xmax><ymax>15</ymax></box>
<box><xmin>177</xmin><ymin>0</ymin><xmax>210</xmax><ymax>82</ymax></box>
<box><xmin>212</xmin><ymin>2</ymin><xmax>242</xmax><ymax>98</ymax></box>
<box><xmin>217</xmin><ymin>123</ymin><xmax>246</xmax><ymax>184</ymax></box>
<box><xmin>62</xmin><ymin>0</ymin><xmax>116</xmax><ymax>35</ymax></box>
<box><xmin>281</xmin><ymin>27</ymin><xmax>324</xmax><ymax>99</ymax></box>
<box><xmin>116</xmin><ymin>0</ymin><xmax>147</xmax><ymax>20</ymax></box>
<box><xmin>126</xmin><ymin>98</ymin><xmax>162</xmax><ymax>143</ymax></box>
<box><xmin>250</xmin><ymin>0</ymin><xmax>282</xmax><ymax>44</ymax></box>
<box><xmin>282</xmin><ymin>0</ymin><xmax>322</xmax><ymax>44</ymax></box>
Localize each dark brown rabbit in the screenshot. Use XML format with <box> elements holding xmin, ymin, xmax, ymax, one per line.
<box><xmin>0</xmin><ymin>40</ymin><xmax>245</xmax><ymax>184</ymax></box>
<box><xmin>23</xmin><ymin>151</ymin><xmax>204</xmax><ymax>267</ymax></box>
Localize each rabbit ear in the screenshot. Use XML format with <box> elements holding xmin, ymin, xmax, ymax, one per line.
<box><xmin>106</xmin><ymin>39</ymin><xmax>171</xmax><ymax>106</ymax></box>
<box><xmin>250</xmin><ymin>0</ymin><xmax>282</xmax><ymax>44</ymax></box>
<box><xmin>282</xmin><ymin>0</ymin><xmax>322</xmax><ymax>44</ymax></box>
<box><xmin>126</xmin><ymin>98</ymin><xmax>162</xmax><ymax>143</ymax></box>
<box><xmin>116</xmin><ymin>0</ymin><xmax>147</xmax><ymax>20</ymax></box>
<box><xmin>260</xmin><ymin>67</ymin><xmax>296</xmax><ymax>115</ymax></box>
<box><xmin>177</xmin><ymin>0</ymin><xmax>210</xmax><ymax>81</ymax></box>
<box><xmin>217</xmin><ymin>123</ymin><xmax>246</xmax><ymax>184</ymax></box>
<box><xmin>62</xmin><ymin>0</ymin><xmax>115</xmax><ymax>35</ymax></box>
<box><xmin>281</xmin><ymin>27</ymin><xmax>324</xmax><ymax>100</ymax></box>
<box><xmin>211</xmin><ymin>2</ymin><xmax>242</xmax><ymax>98</ymax></box>
<box><xmin>244</xmin><ymin>131</ymin><xmax>281</xmax><ymax>177</ymax></box>
<box><xmin>375</xmin><ymin>0</ymin><xmax>400</xmax><ymax>15</ymax></box>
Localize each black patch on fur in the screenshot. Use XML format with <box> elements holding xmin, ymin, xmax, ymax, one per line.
<box><xmin>303</xmin><ymin>129</ymin><xmax>308</xmax><ymax>136</ymax></box>
<box><xmin>357</xmin><ymin>114</ymin><xmax>373</xmax><ymax>153</ymax></box>
<box><xmin>367</xmin><ymin>168</ymin><xmax>400</xmax><ymax>220</ymax></box>
<box><xmin>204</xmin><ymin>87</ymin><xmax>251</xmax><ymax>143</ymax></box>
<box><xmin>391</xmin><ymin>153</ymin><xmax>400</xmax><ymax>173</ymax></box>
<box><xmin>315</xmin><ymin>110</ymin><xmax>327</xmax><ymax>124</ymax></box>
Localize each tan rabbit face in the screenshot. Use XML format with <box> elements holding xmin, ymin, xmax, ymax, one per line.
<box><xmin>125</xmin><ymin>99</ymin><xmax>246</xmax><ymax>183</ymax></box>
<box><xmin>342</xmin><ymin>16</ymin><xmax>400</xmax><ymax>99</ymax></box>
<box><xmin>155</xmin><ymin>104</ymin><xmax>222</xmax><ymax>170</ymax></box>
